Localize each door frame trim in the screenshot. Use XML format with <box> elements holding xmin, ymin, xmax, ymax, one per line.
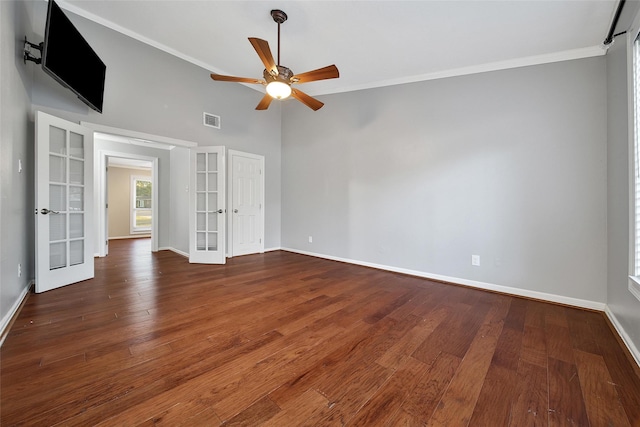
<box><xmin>80</xmin><ymin>122</ymin><xmax>198</xmax><ymax>148</ymax></box>
<box><xmin>227</xmin><ymin>149</ymin><xmax>265</xmax><ymax>258</ymax></box>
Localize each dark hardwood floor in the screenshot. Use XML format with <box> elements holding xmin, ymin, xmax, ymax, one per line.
<box><xmin>2</xmin><ymin>239</ymin><xmax>640</xmax><ymax>426</ymax></box>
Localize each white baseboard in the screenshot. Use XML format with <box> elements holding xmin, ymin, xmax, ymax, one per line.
<box><xmin>158</xmin><ymin>246</ymin><xmax>189</xmax><ymax>258</ymax></box>
<box><xmin>0</xmin><ymin>281</ymin><xmax>33</xmax><ymax>347</ymax></box>
<box><xmin>280</xmin><ymin>247</ymin><xmax>606</xmax><ymax>312</ymax></box>
<box><xmin>604</xmin><ymin>306</ymin><xmax>640</xmax><ymax>368</ymax></box>
<box><xmin>109</xmin><ymin>235</ymin><xmax>151</xmax><ymax>240</ymax></box>
<box><xmin>264</xmin><ymin>247</ymin><xmax>281</xmax><ymax>253</ymax></box>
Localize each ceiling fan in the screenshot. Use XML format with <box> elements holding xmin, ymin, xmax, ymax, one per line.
<box><xmin>210</xmin><ymin>9</ymin><xmax>339</xmax><ymax>111</ymax></box>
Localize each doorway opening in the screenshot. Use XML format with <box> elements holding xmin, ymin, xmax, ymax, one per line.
<box><xmin>105</xmin><ymin>156</ymin><xmax>154</xmax><ymax>254</ymax></box>
<box><xmin>94</xmin><ymin>133</ymin><xmax>164</xmax><ymax>258</ymax></box>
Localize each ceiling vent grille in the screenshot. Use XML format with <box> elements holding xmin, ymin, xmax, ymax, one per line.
<box><xmin>203</xmin><ymin>112</ymin><xmax>221</xmax><ymax>129</ymax></box>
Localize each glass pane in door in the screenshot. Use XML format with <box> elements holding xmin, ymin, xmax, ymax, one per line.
<box><xmin>208</xmin><ymin>172</ymin><xmax>217</xmax><ymax>191</ymax></box>
<box><xmin>69</xmin><ymin>240</ymin><xmax>84</xmax><ymax>266</ymax></box>
<box><xmin>196</xmin><ymin>213</ymin><xmax>206</xmax><ymax>231</ymax></box>
<box><xmin>208</xmin><ymin>232</ymin><xmax>218</xmax><ymax>250</ymax></box>
<box><xmin>47</xmin><ymin>125</ymin><xmax>86</xmax><ymax>271</ymax></box>
<box><xmin>208</xmin><ymin>153</ymin><xmax>217</xmax><ymax>172</ymax></box>
<box><xmin>197</xmin><ymin>173</ymin><xmax>206</xmax><ymax>191</ymax></box>
<box><xmin>194</xmin><ymin>150</ymin><xmax>220</xmax><ymax>253</ymax></box>
<box><xmin>69</xmin><ymin>159</ymin><xmax>84</xmax><ymax>185</ymax></box>
<box><xmin>69</xmin><ymin>213</ymin><xmax>84</xmax><ymax>238</ymax></box>
<box><xmin>196</xmin><ymin>153</ymin><xmax>206</xmax><ymax>172</ymax></box>
<box><xmin>208</xmin><ymin>213</ymin><xmax>217</xmax><ymax>231</ymax></box>
<box><xmin>69</xmin><ymin>186</ymin><xmax>83</xmax><ymax>211</ymax></box>
<box><xmin>49</xmin><ymin>155</ymin><xmax>66</xmax><ymax>183</ymax></box>
<box><xmin>69</xmin><ymin>132</ymin><xmax>84</xmax><ymax>158</ymax></box>
<box><xmin>196</xmin><ymin>232</ymin><xmax>205</xmax><ymax>250</ymax></box>
<box><xmin>50</xmin><ymin>214</ymin><xmax>66</xmax><ymax>241</ymax></box>
<box><xmin>50</xmin><ymin>185</ymin><xmax>66</xmax><ymax>212</ymax></box>
<box><xmin>49</xmin><ymin>126</ymin><xmax>66</xmax><ymax>155</ymax></box>
<box><xmin>50</xmin><ymin>241</ymin><xmax>66</xmax><ymax>270</ymax></box>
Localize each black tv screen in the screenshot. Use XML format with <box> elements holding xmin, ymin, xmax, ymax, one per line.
<box><xmin>42</xmin><ymin>0</ymin><xmax>106</xmax><ymax>113</ymax></box>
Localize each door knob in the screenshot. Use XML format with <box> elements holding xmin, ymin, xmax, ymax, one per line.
<box><xmin>216</xmin><ymin>209</ymin><xmax>223</xmax><ymax>214</ymax></box>
<box><xmin>40</xmin><ymin>208</ymin><xmax>60</xmax><ymax>215</ymax></box>
<box><xmin>234</xmin><ymin>209</ymin><xmax>238</xmax><ymax>213</ymax></box>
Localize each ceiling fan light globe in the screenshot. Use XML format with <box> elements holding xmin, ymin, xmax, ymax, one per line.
<box><xmin>266</xmin><ymin>81</ymin><xmax>291</xmax><ymax>99</ymax></box>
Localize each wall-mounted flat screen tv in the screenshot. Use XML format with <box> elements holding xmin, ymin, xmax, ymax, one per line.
<box><xmin>42</xmin><ymin>0</ymin><xmax>106</xmax><ymax>113</ymax></box>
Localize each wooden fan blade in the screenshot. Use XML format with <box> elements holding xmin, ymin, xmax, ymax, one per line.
<box><xmin>256</xmin><ymin>93</ymin><xmax>273</xmax><ymax>110</ymax></box>
<box><xmin>291</xmin><ymin>88</ymin><xmax>324</xmax><ymax>111</ymax></box>
<box><xmin>210</xmin><ymin>73</ymin><xmax>264</xmax><ymax>84</ymax></box>
<box><xmin>292</xmin><ymin>65</ymin><xmax>339</xmax><ymax>84</ymax></box>
<box><xmin>249</xmin><ymin>38</ymin><xmax>278</xmax><ymax>76</ymax></box>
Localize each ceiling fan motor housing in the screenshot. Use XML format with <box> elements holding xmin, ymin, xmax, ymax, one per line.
<box><xmin>264</xmin><ymin>65</ymin><xmax>293</xmax><ymax>82</ymax></box>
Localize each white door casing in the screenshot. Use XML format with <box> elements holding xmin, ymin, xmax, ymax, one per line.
<box><xmin>35</xmin><ymin>111</ymin><xmax>94</xmax><ymax>293</ymax></box>
<box><xmin>228</xmin><ymin>150</ymin><xmax>264</xmax><ymax>257</ymax></box>
<box><xmin>189</xmin><ymin>146</ymin><xmax>226</xmax><ymax>264</ymax></box>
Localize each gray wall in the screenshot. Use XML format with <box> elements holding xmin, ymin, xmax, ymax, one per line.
<box><xmin>282</xmin><ymin>57</ymin><xmax>608</xmax><ymax>304</ymax></box>
<box><xmin>0</xmin><ymin>1</ymin><xmax>36</xmax><ymax>332</ymax></box>
<box><xmin>606</xmin><ymin>33</ymin><xmax>640</xmax><ymax>354</ymax></box>
<box><xmin>170</xmin><ymin>146</ymin><xmax>191</xmax><ymax>254</ymax></box>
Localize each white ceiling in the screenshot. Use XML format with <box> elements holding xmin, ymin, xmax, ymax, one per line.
<box><xmin>59</xmin><ymin>0</ymin><xmax>620</xmax><ymax>96</ymax></box>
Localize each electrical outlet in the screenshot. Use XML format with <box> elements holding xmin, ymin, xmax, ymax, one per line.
<box><xmin>471</xmin><ymin>255</ymin><xmax>480</xmax><ymax>266</ymax></box>
<box><xmin>18</xmin><ymin>263</ymin><xmax>22</xmax><ymax>278</ymax></box>
<box><xmin>308</xmin><ymin>236</ymin><xmax>313</xmax><ymax>243</ymax></box>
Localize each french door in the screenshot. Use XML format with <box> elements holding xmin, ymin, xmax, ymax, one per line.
<box><xmin>35</xmin><ymin>111</ymin><xmax>94</xmax><ymax>293</ymax></box>
<box><xmin>189</xmin><ymin>146</ymin><xmax>226</xmax><ymax>264</ymax></box>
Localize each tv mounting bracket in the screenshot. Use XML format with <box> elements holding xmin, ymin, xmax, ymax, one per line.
<box><xmin>24</xmin><ymin>36</ymin><xmax>43</xmax><ymax>64</ymax></box>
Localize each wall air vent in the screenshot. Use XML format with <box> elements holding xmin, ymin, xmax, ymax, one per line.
<box><xmin>203</xmin><ymin>112</ymin><xmax>221</xmax><ymax>129</ymax></box>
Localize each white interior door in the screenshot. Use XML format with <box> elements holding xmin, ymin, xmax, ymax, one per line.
<box><xmin>35</xmin><ymin>111</ymin><xmax>94</xmax><ymax>293</ymax></box>
<box><xmin>229</xmin><ymin>150</ymin><xmax>264</xmax><ymax>257</ymax></box>
<box><xmin>189</xmin><ymin>146</ymin><xmax>226</xmax><ymax>264</ymax></box>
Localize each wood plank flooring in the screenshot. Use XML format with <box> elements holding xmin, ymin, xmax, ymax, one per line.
<box><xmin>2</xmin><ymin>238</ymin><xmax>640</xmax><ymax>426</ymax></box>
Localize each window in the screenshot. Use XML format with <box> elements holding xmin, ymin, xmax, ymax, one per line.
<box><xmin>131</xmin><ymin>176</ymin><xmax>152</xmax><ymax>233</ymax></box>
